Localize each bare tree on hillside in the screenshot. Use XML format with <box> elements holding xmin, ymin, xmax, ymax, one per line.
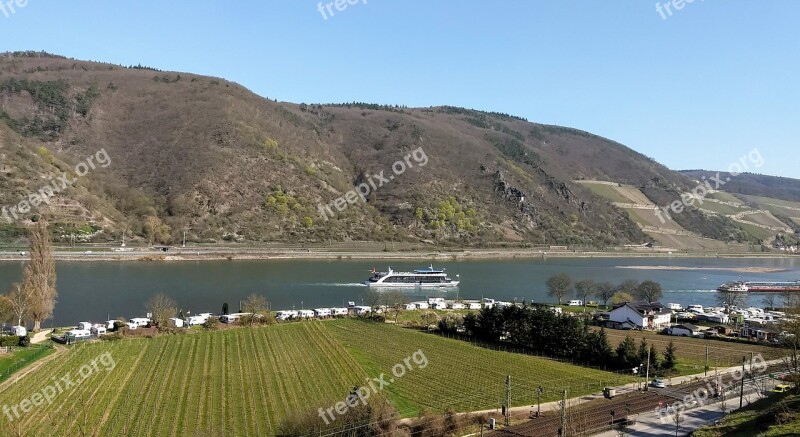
<box><xmin>22</xmin><ymin>220</ymin><xmax>57</xmax><ymax>332</ymax></box>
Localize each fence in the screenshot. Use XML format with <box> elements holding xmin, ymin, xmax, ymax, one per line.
<box><xmin>0</xmin><ymin>345</ymin><xmax>54</xmax><ymax>383</ymax></box>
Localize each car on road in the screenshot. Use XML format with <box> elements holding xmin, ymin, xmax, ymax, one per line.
<box><xmin>773</xmin><ymin>384</ymin><xmax>792</xmax><ymax>393</ymax></box>
<box><xmin>651</xmin><ymin>379</ymin><xmax>666</xmax><ymax>388</ymax></box>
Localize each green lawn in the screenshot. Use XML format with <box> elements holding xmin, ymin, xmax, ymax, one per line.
<box><xmin>0</xmin><ymin>344</ymin><xmax>54</xmax><ymax>382</ymax></box>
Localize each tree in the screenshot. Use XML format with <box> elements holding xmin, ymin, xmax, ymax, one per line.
<box><xmin>22</xmin><ymin>220</ymin><xmax>57</xmax><ymax>332</ymax></box>
<box><xmin>3</xmin><ymin>283</ymin><xmax>29</xmax><ymax>326</ymax></box>
<box><xmin>595</xmin><ymin>282</ymin><xmax>616</xmax><ymax>308</ymax></box>
<box><xmin>146</xmin><ymin>293</ymin><xmax>177</xmax><ymax>327</ymax></box>
<box><xmin>363</xmin><ymin>290</ymin><xmax>383</xmax><ymax>311</ymax></box>
<box><xmin>634</xmin><ymin>280</ymin><xmax>663</xmax><ymax>303</ymax></box>
<box><xmin>222</xmin><ymin>302</ymin><xmax>229</xmax><ymax>315</ymax></box>
<box><xmin>574</xmin><ymin>280</ymin><xmax>595</xmax><ymax>311</ymax></box>
<box><xmin>384</xmin><ymin>291</ymin><xmax>408</xmax><ymax>324</ymax></box>
<box><xmin>663</xmin><ymin>341</ymin><xmax>678</xmax><ymax>369</ymax></box>
<box><xmin>144</xmin><ymin>215</ymin><xmax>171</xmax><ymax>245</ymax></box>
<box><xmin>617</xmin><ymin>279</ymin><xmax>640</xmax><ymax>296</ymax></box>
<box><xmin>716</xmin><ymin>290</ymin><xmax>746</xmax><ymax>311</ymax></box>
<box><xmin>241</xmin><ymin>293</ymin><xmax>269</xmax><ymax>325</ymax></box>
<box><xmin>612</xmin><ymin>292</ymin><xmax>634</xmax><ymax>305</ymax></box>
<box><xmin>546</xmin><ymin>273</ymin><xmax>572</xmax><ymax>305</ymax></box>
<box><xmin>616</xmin><ymin>335</ymin><xmax>638</xmax><ymax>369</ymax></box>
<box><xmin>762</xmin><ymin>294</ymin><xmax>777</xmax><ymax>310</ymax></box>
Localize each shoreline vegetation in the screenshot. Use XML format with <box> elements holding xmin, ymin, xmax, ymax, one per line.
<box><xmin>0</xmin><ymin>244</ymin><xmax>797</xmax><ymax>262</ymax></box>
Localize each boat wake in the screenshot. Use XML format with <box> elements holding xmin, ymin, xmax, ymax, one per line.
<box><xmin>305</xmin><ymin>282</ymin><xmax>367</xmax><ymax>287</ymax></box>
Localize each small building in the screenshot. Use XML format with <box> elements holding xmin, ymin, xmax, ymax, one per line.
<box><xmin>9</xmin><ymin>325</ymin><xmax>27</xmax><ymax>337</ymax></box>
<box><xmin>670</xmin><ymin>324</ymin><xmax>701</xmax><ymax>337</ymax></box>
<box><xmin>607</xmin><ymin>302</ymin><xmax>671</xmax><ymax>330</ymax></box>
<box><xmin>276</xmin><ymin>310</ymin><xmax>298</xmax><ymax>321</ymax></box>
<box><xmin>77</xmin><ymin>322</ymin><xmax>93</xmax><ymax>331</ymax></box>
<box><xmin>448</xmin><ymin>302</ymin><xmax>466</xmax><ymax>310</ymax></box>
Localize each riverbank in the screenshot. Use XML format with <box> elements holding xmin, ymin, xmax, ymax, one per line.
<box><xmin>0</xmin><ymin>245</ymin><xmax>795</xmax><ymax>262</ymax></box>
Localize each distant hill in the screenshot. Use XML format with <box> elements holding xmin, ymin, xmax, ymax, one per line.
<box><xmin>680</xmin><ymin>170</ymin><xmax>800</xmax><ymax>202</ymax></box>
<box><xmin>0</xmin><ymin>51</ymin><xmax>786</xmax><ymax>249</ymax></box>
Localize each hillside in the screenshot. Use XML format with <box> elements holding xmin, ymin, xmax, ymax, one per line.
<box><xmin>0</xmin><ymin>51</ymin><xmax>785</xmax><ymax>249</ymax></box>
<box><xmin>681</xmin><ymin>171</ymin><xmax>800</xmax><ymax>203</ymax></box>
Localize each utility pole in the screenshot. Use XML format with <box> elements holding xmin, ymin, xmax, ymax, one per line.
<box><xmin>645</xmin><ymin>347</ymin><xmax>651</xmax><ymax>391</ymax></box>
<box><xmin>537</xmin><ymin>385</ymin><xmax>543</xmax><ymax>417</ymax></box>
<box><xmin>505</xmin><ymin>375</ymin><xmax>511</xmax><ymax>426</ymax></box>
<box><xmin>705</xmin><ymin>346</ymin><xmax>709</xmax><ymax>377</ymax></box>
<box><xmin>559</xmin><ymin>389</ymin><xmax>567</xmax><ymax>436</ymax></box>
<box><xmin>739</xmin><ymin>355</ymin><xmax>746</xmax><ymax>409</ymax></box>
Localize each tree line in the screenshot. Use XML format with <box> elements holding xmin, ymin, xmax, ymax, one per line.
<box><xmin>447</xmin><ymin>305</ymin><xmax>677</xmax><ymax>373</ymax></box>
<box><xmin>545</xmin><ymin>273</ymin><xmax>664</xmax><ymax>306</ymax></box>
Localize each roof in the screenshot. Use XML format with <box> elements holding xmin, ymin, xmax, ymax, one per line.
<box><xmin>610</xmin><ymin>302</ymin><xmax>670</xmax><ymax>317</ymax></box>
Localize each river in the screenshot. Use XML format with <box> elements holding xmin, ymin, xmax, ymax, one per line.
<box><xmin>0</xmin><ymin>257</ymin><xmax>799</xmax><ymax>326</ymax></box>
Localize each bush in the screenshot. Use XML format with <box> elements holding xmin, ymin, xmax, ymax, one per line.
<box><xmin>18</xmin><ymin>335</ymin><xmax>30</xmax><ymax>347</ymax></box>
<box><xmin>0</xmin><ymin>335</ymin><xmax>20</xmax><ymax>347</ymax></box>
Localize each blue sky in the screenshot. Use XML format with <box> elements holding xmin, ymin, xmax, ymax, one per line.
<box><xmin>2</xmin><ymin>1</ymin><xmax>798</xmax><ymax>178</ymax></box>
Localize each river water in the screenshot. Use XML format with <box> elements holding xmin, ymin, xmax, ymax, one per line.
<box><xmin>0</xmin><ymin>257</ymin><xmax>798</xmax><ymax>326</ymax></box>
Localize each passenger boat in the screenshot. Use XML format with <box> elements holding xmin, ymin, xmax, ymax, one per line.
<box><xmin>717</xmin><ymin>280</ymin><xmax>800</xmax><ymax>293</ymax></box>
<box><xmin>366</xmin><ymin>265</ymin><xmax>460</xmax><ymax>288</ymax></box>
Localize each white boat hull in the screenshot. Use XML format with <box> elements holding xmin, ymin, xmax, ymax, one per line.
<box><xmin>366</xmin><ymin>281</ymin><xmax>460</xmax><ymax>288</ymax></box>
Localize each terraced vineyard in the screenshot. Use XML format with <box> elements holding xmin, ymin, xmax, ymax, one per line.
<box><xmin>0</xmin><ymin>321</ymin><xmax>639</xmax><ymax>436</ymax></box>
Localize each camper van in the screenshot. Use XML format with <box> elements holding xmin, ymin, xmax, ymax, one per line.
<box><xmin>276</xmin><ymin>310</ymin><xmax>298</xmax><ymax>321</ymax></box>
<box><xmin>129</xmin><ymin>318</ymin><xmax>151</xmax><ymax>328</ymax></box>
<box><xmin>65</xmin><ymin>329</ymin><xmax>92</xmax><ymax>342</ymax></box>
<box><xmin>313</xmin><ymin>308</ymin><xmax>329</xmax><ymax>318</ymax></box>
<box><xmin>219</xmin><ymin>313</ymin><xmax>252</xmax><ymax>324</ymax></box>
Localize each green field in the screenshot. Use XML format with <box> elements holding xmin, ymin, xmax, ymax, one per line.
<box><xmin>706</xmin><ymin>191</ymin><xmax>744</xmax><ymax>204</ymax></box>
<box><xmin>0</xmin><ymin>321</ymin><xmax>636</xmax><ymax>436</ymax></box>
<box><xmin>581</xmin><ymin>183</ymin><xmax>632</xmax><ymax>203</ymax></box>
<box><xmin>0</xmin><ymin>345</ymin><xmax>54</xmax><ymax>382</ymax></box>
<box><xmin>737</xmin><ymin>221</ymin><xmax>778</xmax><ymax>241</ymax></box>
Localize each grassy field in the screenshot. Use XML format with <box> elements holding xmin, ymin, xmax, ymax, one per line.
<box><xmin>581</xmin><ymin>183</ymin><xmax>632</xmax><ymax>203</ymax></box>
<box><xmin>0</xmin><ymin>320</ymin><xmax>637</xmax><ymax>436</ymax></box>
<box><xmin>0</xmin><ymin>345</ymin><xmax>54</xmax><ymax>382</ymax></box>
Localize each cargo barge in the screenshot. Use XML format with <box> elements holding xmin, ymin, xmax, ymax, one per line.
<box><xmin>717</xmin><ymin>280</ymin><xmax>800</xmax><ymax>293</ymax></box>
